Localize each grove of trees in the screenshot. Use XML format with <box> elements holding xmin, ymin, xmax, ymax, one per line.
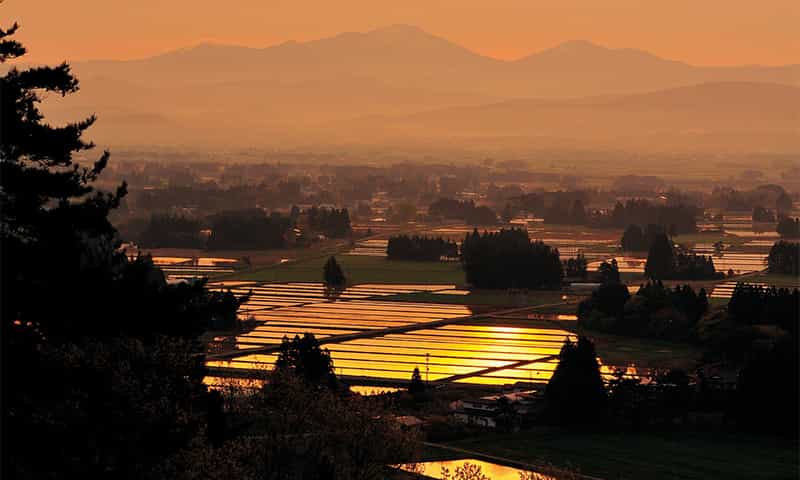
<box><xmin>608</xmin><ymin>199</ymin><xmax>698</xmax><ymax>234</ymax></box>
<box><xmin>645</xmin><ymin>233</ymin><xmax>721</xmax><ymax>280</ymax></box>
<box><xmin>307</xmin><ymin>206</ymin><xmax>351</xmax><ymax>238</ymax></box>
<box><xmin>767</xmin><ymin>240</ymin><xmax>799</xmax><ymax>275</ymax></box>
<box><xmin>428</xmin><ymin>198</ymin><xmax>497</xmax><ymax>225</ymax></box>
<box><xmin>578</xmin><ymin>281</ymin><xmax>708</xmax><ymax>340</ymax></box>
<box><xmin>207</xmin><ymin>209</ymin><xmax>292</xmax><ymax>250</ymax></box>
<box><xmin>620</xmin><ymin>224</ymin><xmax>665</xmax><ymax>252</ymax></box>
<box><xmin>386</xmin><ymin>235</ymin><xmax>458</xmax><ymax>261</ymax></box>
<box><xmin>461</xmin><ymin>229</ymin><xmax>562</xmax><ymax>289</ymax></box>
<box><xmin>138</xmin><ymin>213</ymin><xmax>204</xmax><ymax>249</ymax></box>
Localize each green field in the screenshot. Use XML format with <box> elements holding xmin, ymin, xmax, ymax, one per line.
<box><xmin>442</xmin><ymin>429</ymin><xmax>798</xmax><ymax>480</ymax></box>
<box><xmin>585</xmin><ymin>330</ymin><xmax>703</xmax><ymax>370</ymax></box>
<box><xmin>741</xmin><ymin>272</ymin><xmax>800</xmax><ymax>288</ymax></box>
<box><xmin>232</xmin><ymin>255</ymin><xmax>466</xmax><ymax>285</ymax></box>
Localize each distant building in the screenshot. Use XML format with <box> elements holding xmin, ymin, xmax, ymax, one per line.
<box><xmin>451</xmin><ymin>390</ymin><xmax>541</xmax><ymax>429</ymax></box>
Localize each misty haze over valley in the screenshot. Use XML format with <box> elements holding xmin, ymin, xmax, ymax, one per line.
<box><xmin>26</xmin><ymin>25</ymin><xmax>800</xmax><ymax>153</ymax></box>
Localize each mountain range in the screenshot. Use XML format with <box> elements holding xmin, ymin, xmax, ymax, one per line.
<box><xmin>30</xmin><ymin>24</ymin><xmax>800</xmax><ymax>151</ymax></box>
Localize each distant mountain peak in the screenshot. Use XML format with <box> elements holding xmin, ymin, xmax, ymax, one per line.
<box><xmin>552</xmin><ymin>39</ymin><xmax>606</xmax><ymax>50</ymax></box>
<box><xmin>369</xmin><ymin>24</ymin><xmax>429</xmax><ymax>35</ymax></box>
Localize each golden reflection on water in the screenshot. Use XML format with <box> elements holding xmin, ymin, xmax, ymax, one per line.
<box><xmin>349</xmin><ymin>385</ymin><xmax>401</xmax><ymax>395</ymax></box>
<box><xmin>403</xmin><ymin>459</ymin><xmax>553</xmax><ymax>480</ymax></box>
<box><xmin>207</xmin><ymin>283</ymin><xmax>618</xmax><ymax>386</ymax></box>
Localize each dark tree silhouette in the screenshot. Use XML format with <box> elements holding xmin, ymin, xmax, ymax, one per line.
<box><xmin>776</xmin><ymin>216</ymin><xmax>800</xmax><ymax>238</ymax></box>
<box><xmin>138</xmin><ymin>213</ymin><xmax>204</xmax><ymax>249</ymax></box>
<box><xmin>751</xmin><ymin>205</ymin><xmax>776</xmax><ymax>223</ymax></box>
<box><xmin>563</xmin><ymin>253</ymin><xmax>588</xmax><ymax>279</ymax></box>
<box><xmin>409</xmin><ymin>367</ymin><xmax>425</xmax><ymax>395</ymax></box>
<box><xmin>645</xmin><ymin>233</ymin><xmax>674</xmax><ymax>280</ymax></box>
<box><xmin>544</xmin><ymin>336</ymin><xmax>607</xmax><ymax>425</ymax></box>
<box><xmin>607</xmin><ymin>200</ymin><xmax>698</xmax><ymax>234</ymax></box>
<box><xmin>621</xmin><ymin>224</ymin><xmax>647</xmax><ymax>251</ymax></box>
<box><xmin>207</xmin><ymin>209</ymin><xmax>291</xmax><ymax>250</ymax></box>
<box><xmin>307</xmin><ymin>206</ymin><xmax>351</xmax><ymax>238</ymax></box>
<box><xmin>1</xmin><ymin>25</ymin><xmax>241</xmax><ymax>477</ymax></box>
<box><xmin>428</xmin><ymin>198</ymin><xmax>497</xmax><ymax>225</ymax></box>
<box><xmin>767</xmin><ymin>241</ymin><xmax>800</xmax><ymax>275</ymax></box>
<box><xmin>461</xmin><ymin>228</ymin><xmax>562</xmax><ymax>289</ymax></box>
<box><xmin>597</xmin><ymin>258</ymin><xmax>621</xmax><ymax>284</ymax></box>
<box><xmin>275</xmin><ymin>333</ymin><xmax>337</xmax><ymax>388</ymax></box>
<box><xmin>387</xmin><ymin>235</ymin><xmax>458</xmax><ymax>261</ymax></box>
<box><xmin>323</xmin><ymin>256</ymin><xmax>346</xmax><ymax>286</ymax></box>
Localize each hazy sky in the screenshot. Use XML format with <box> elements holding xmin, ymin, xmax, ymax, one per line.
<box><xmin>4</xmin><ymin>0</ymin><xmax>798</xmax><ymax>66</ymax></box>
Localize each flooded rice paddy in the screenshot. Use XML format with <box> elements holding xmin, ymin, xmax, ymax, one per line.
<box><xmin>205</xmin><ymin>282</ymin><xmax>586</xmax><ymax>386</ymax></box>
<box><xmin>205</xmin><ymin>281</ymin><xmax>655</xmax><ymax>387</ymax></box>
<box><xmin>352</xmin><ymin>219</ymin><xmax>771</xmax><ymax>276</ymax></box>
<box><xmin>150</xmin><ymin>256</ymin><xmax>240</xmax><ymax>280</ymax></box>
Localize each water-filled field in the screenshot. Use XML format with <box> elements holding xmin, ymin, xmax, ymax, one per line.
<box><xmin>151</xmin><ymin>256</ymin><xmax>240</xmax><ymax>280</ymax></box>
<box><xmin>205</xmin><ymin>282</ymin><xmax>592</xmax><ymax>386</ymax></box>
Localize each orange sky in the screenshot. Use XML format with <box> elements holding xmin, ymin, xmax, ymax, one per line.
<box><xmin>4</xmin><ymin>0</ymin><xmax>799</xmax><ymax>66</ymax></box>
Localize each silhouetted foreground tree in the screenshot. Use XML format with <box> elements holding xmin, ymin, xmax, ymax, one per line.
<box><xmin>1</xmin><ymin>25</ymin><xmax>240</xmax><ymax>478</ymax></box>
<box><xmin>544</xmin><ymin>336</ymin><xmax>607</xmax><ymax>426</ymax></box>
<box><xmin>162</xmin><ymin>370</ymin><xmax>420</xmax><ymax>480</ymax></box>
<box><xmin>409</xmin><ymin>366</ymin><xmax>426</xmax><ymax>396</ymax></box>
<box><xmin>776</xmin><ymin>216</ymin><xmax>800</xmax><ymax>238</ymax></box>
<box><xmin>767</xmin><ymin>240</ymin><xmax>799</xmax><ymax>275</ymax></box>
<box><xmin>461</xmin><ymin>229</ymin><xmax>562</xmax><ymax>289</ymax></box>
<box><xmin>387</xmin><ymin>234</ymin><xmax>458</xmax><ymax>261</ymax></box>
<box><xmin>324</xmin><ymin>255</ymin><xmax>346</xmax><ymax>286</ymax></box>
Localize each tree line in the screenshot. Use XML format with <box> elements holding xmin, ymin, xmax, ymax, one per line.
<box><xmin>307</xmin><ymin>206</ymin><xmax>351</xmax><ymax>238</ymax></box>
<box><xmin>135</xmin><ymin>205</ymin><xmax>353</xmax><ymax>250</ymax></box>
<box><xmin>428</xmin><ymin>198</ymin><xmax>497</xmax><ymax>225</ymax></box>
<box><xmin>461</xmin><ymin>229</ymin><xmax>563</xmax><ymax>289</ymax></box>
<box><xmin>578</xmin><ymin>281</ymin><xmax>709</xmax><ymax>341</ymax></box>
<box><xmin>607</xmin><ymin>199</ymin><xmax>698</xmax><ymax>234</ymax></box>
<box><xmin>386</xmin><ymin>235</ymin><xmax>458</xmax><ymax>261</ymax></box>
<box><xmin>645</xmin><ymin>233</ymin><xmax>721</xmax><ymax>280</ymax></box>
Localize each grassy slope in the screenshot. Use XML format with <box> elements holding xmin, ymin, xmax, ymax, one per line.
<box><xmin>585</xmin><ymin>330</ymin><xmax>703</xmax><ymax>370</ymax></box>
<box><xmin>445</xmin><ymin>429</ymin><xmax>798</xmax><ymax>480</ymax></box>
<box><xmin>233</xmin><ymin>255</ymin><xmax>466</xmax><ymax>285</ymax></box>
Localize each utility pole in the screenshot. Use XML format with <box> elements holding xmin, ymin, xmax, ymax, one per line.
<box><xmin>426</xmin><ymin>352</ymin><xmax>430</xmax><ymax>385</ymax></box>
